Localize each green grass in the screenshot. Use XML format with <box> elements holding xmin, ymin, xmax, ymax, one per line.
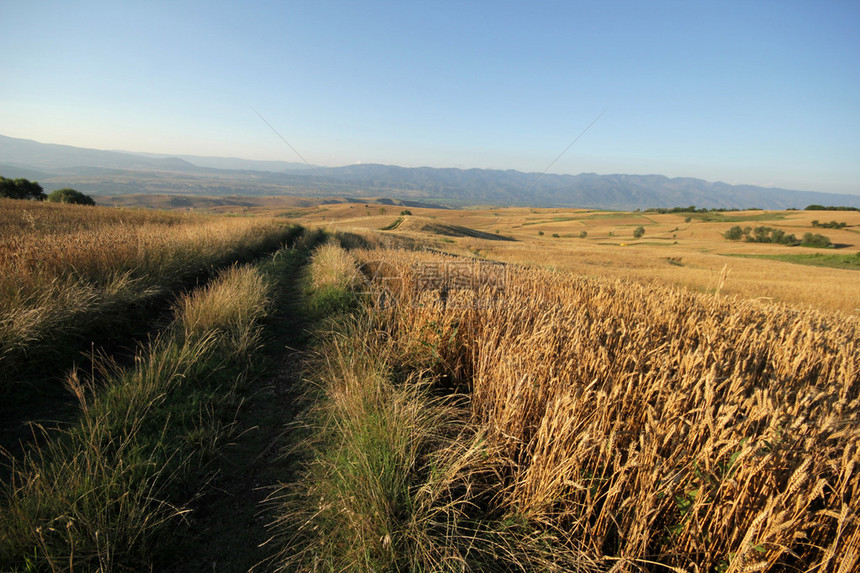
<box><xmin>380</xmin><ymin>216</ymin><xmax>404</xmax><ymax>230</ymax></box>
<box><xmin>520</xmin><ymin>216</ymin><xmax>583</xmax><ymax>226</ymax></box>
<box><xmin>0</xmin><ymin>251</ymin><xmax>289</xmax><ymax>570</ymax></box>
<box><xmin>686</xmin><ymin>212</ymin><xmax>787</xmax><ymax>222</ymax></box>
<box><xmin>723</xmin><ymin>251</ymin><xmax>860</xmax><ymax>270</ymax></box>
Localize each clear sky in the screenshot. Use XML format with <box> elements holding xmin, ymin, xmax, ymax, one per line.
<box><xmin>2</xmin><ymin>0</ymin><xmax>858</xmax><ymax>194</ymax></box>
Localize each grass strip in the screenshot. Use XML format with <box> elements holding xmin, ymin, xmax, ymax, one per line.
<box><xmin>0</xmin><ymin>256</ymin><xmax>279</xmax><ymax>570</ymax></box>
<box><xmin>724</xmin><ymin>251</ymin><xmax>860</xmax><ymax>270</ymax></box>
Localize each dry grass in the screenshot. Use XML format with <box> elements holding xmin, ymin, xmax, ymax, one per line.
<box><xmin>0</xmin><ymin>198</ymin><xmax>298</xmax><ymax>375</ymax></box>
<box><xmin>1</xmin><ymin>263</ymin><xmax>274</xmax><ymax>570</ymax></box>
<box><xmin>273</xmin><ymin>244</ymin><xmax>599</xmax><ymax>572</ymax></box>
<box><xmin>350</xmin><ymin>247</ymin><xmax>860</xmax><ymax>572</ymax></box>
<box><xmin>296</xmin><ymin>204</ymin><xmax>860</xmax><ymax>313</ymax></box>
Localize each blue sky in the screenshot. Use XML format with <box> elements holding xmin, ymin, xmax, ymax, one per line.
<box><xmin>2</xmin><ymin>0</ymin><xmax>858</xmax><ymax>194</ymax></box>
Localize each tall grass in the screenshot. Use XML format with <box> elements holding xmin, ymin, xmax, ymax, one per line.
<box><xmin>0</xmin><ymin>198</ymin><xmax>300</xmax><ymax>377</ymax></box>
<box><xmin>342</xmin><ymin>247</ymin><xmax>860</xmax><ymax>572</ymax></box>
<box><xmin>0</xmin><ymin>262</ymin><xmax>273</xmax><ymax>570</ymax></box>
<box><xmin>271</xmin><ymin>244</ymin><xmax>598</xmax><ymax>572</ymax></box>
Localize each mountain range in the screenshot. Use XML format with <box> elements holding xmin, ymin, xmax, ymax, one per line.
<box><xmin>2</xmin><ymin>134</ymin><xmax>858</xmax><ymax>210</ymax></box>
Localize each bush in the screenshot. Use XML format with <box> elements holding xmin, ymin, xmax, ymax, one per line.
<box><xmin>812</xmin><ymin>220</ymin><xmax>846</xmax><ymax>229</ymax></box>
<box><xmin>805</xmin><ymin>204</ymin><xmax>859</xmax><ymax>211</ymax></box>
<box><xmin>633</xmin><ymin>226</ymin><xmax>645</xmax><ymax>239</ymax></box>
<box><xmin>579</xmin><ymin>231</ymin><xmax>588</xmax><ymax>238</ymax></box>
<box><xmin>47</xmin><ymin>188</ymin><xmax>95</xmax><ymax>205</ymax></box>
<box><xmin>801</xmin><ymin>232</ymin><xmax>833</xmax><ymax>248</ymax></box>
<box><xmin>724</xmin><ymin>226</ymin><xmax>745</xmax><ymax>241</ymax></box>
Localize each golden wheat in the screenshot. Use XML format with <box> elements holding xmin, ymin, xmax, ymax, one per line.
<box><xmin>0</xmin><ymin>198</ymin><xmax>295</xmax><ymax>371</ymax></box>
<box><xmin>353</xmin><ymin>247</ymin><xmax>860</xmax><ymax>572</ymax></box>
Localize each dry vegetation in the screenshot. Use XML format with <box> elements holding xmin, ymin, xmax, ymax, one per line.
<box><xmin>1</xmin><ymin>263</ymin><xmax>274</xmax><ymax>570</ymax></box>
<box><xmin>285</xmin><ymin>203</ymin><xmax>860</xmax><ymax>313</ymax></box>
<box><xmin>4</xmin><ymin>193</ymin><xmax>858</xmax><ymax>569</ymax></box>
<box><xmin>0</xmin><ymin>198</ymin><xmax>299</xmax><ymax>375</ymax></box>
<box><xmin>279</xmin><ymin>243</ymin><xmax>859</xmax><ymax>571</ymax></box>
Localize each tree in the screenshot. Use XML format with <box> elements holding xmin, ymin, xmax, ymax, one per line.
<box><xmin>0</xmin><ymin>176</ymin><xmax>46</xmax><ymax>200</ymax></box>
<box><xmin>724</xmin><ymin>225</ymin><xmax>745</xmax><ymax>241</ymax></box>
<box><xmin>801</xmin><ymin>232</ymin><xmax>832</xmax><ymax>248</ymax></box>
<box><xmin>633</xmin><ymin>226</ymin><xmax>645</xmax><ymax>239</ymax></box>
<box><xmin>579</xmin><ymin>231</ymin><xmax>588</xmax><ymax>238</ymax></box>
<box><xmin>47</xmin><ymin>188</ymin><xmax>95</xmax><ymax>205</ymax></box>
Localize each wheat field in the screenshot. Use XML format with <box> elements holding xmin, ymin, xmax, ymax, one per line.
<box><xmin>349</xmin><ymin>247</ymin><xmax>859</xmax><ymax>571</ymax></box>
<box><xmin>0</xmin><ymin>198</ymin><xmax>298</xmax><ymax>374</ymax></box>
<box><xmin>288</xmin><ymin>205</ymin><xmax>860</xmax><ymax>313</ymax></box>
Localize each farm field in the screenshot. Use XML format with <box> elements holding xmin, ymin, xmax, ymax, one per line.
<box><xmin>273</xmin><ymin>242</ymin><xmax>859</xmax><ymax>572</ymax></box>
<box><xmin>0</xmin><ymin>198</ymin><xmax>302</xmax><ymax>379</ymax></box>
<box><xmin>0</xmin><ymin>198</ymin><xmax>322</xmax><ymax>570</ymax></box>
<box><xmin>2</xmin><ymin>195</ymin><xmax>858</xmax><ymax>571</ymax></box>
<box><xmin>281</xmin><ymin>202</ymin><xmax>860</xmax><ymax>313</ymax></box>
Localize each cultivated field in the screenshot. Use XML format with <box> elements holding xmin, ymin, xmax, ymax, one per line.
<box><xmin>0</xmin><ymin>198</ymin><xmax>315</xmax><ymax>570</ymax></box>
<box><xmin>276</xmin><ymin>243</ymin><xmax>859</xmax><ymax>571</ymax></box>
<box><xmin>3</xmin><ymin>194</ymin><xmax>858</xmax><ymax>571</ymax></box>
<box><xmin>287</xmin><ymin>203</ymin><xmax>860</xmax><ymax>313</ymax></box>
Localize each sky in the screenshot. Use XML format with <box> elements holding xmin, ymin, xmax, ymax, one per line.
<box><xmin>1</xmin><ymin>0</ymin><xmax>859</xmax><ymax>194</ymax></box>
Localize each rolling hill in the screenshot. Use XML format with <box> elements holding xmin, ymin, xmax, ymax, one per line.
<box><xmin>2</xmin><ymin>134</ymin><xmax>858</xmax><ymax>210</ymax></box>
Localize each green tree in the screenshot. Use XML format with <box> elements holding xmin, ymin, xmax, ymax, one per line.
<box><xmin>724</xmin><ymin>225</ymin><xmax>745</xmax><ymax>241</ymax></box>
<box><xmin>633</xmin><ymin>226</ymin><xmax>645</xmax><ymax>239</ymax></box>
<box><xmin>0</xmin><ymin>176</ymin><xmax>46</xmax><ymax>200</ymax></box>
<box><xmin>47</xmin><ymin>188</ymin><xmax>95</xmax><ymax>205</ymax></box>
<box><xmin>801</xmin><ymin>232</ymin><xmax>833</xmax><ymax>248</ymax></box>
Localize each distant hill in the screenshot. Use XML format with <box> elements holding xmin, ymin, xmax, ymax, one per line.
<box><xmin>2</xmin><ymin>133</ymin><xmax>859</xmax><ymax>210</ymax></box>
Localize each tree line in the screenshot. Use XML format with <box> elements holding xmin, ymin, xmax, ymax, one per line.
<box><xmin>724</xmin><ymin>225</ymin><xmax>833</xmax><ymax>248</ymax></box>
<box><xmin>0</xmin><ymin>176</ymin><xmax>95</xmax><ymax>205</ymax></box>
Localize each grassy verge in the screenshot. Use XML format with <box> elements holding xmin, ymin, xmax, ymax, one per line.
<box><xmin>0</xmin><ymin>257</ymin><xmax>279</xmax><ymax>570</ymax></box>
<box><xmin>724</xmin><ymin>251</ymin><xmax>860</xmax><ymax>270</ymax></box>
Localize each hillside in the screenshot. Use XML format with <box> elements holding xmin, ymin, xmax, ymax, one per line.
<box><xmin>3</xmin><ymin>134</ymin><xmax>860</xmax><ymax>210</ymax></box>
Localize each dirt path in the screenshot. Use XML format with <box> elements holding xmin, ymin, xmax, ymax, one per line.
<box><xmin>160</xmin><ymin>254</ymin><xmax>313</xmax><ymax>572</ymax></box>
<box><xmin>162</xmin><ymin>346</ymin><xmax>306</xmax><ymax>572</ymax></box>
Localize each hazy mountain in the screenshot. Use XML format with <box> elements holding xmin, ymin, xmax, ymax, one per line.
<box><xmin>2</xmin><ymin>134</ymin><xmax>859</xmax><ymax>210</ymax></box>
<box><xmin>0</xmin><ymin>134</ymin><xmax>199</xmax><ymax>172</ymax></box>
<box><xmin>132</xmin><ymin>152</ymin><xmax>309</xmax><ymax>172</ymax></box>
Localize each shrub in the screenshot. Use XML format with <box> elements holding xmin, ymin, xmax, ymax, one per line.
<box><xmin>724</xmin><ymin>226</ymin><xmax>745</xmax><ymax>241</ymax></box>
<box><xmin>47</xmin><ymin>188</ymin><xmax>95</xmax><ymax>205</ymax></box>
<box><xmin>812</xmin><ymin>220</ymin><xmax>846</xmax><ymax>229</ymax></box>
<box><xmin>633</xmin><ymin>226</ymin><xmax>645</xmax><ymax>239</ymax></box>
<box><xmin>801</xmin><ymin>232</ymin><xmax>833</xmax><ymax>248</ymax></box>
<box><xmin>579</xmin><ymin>231</ymin><xmax>588</xmax><ymax>238</ymax></box>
